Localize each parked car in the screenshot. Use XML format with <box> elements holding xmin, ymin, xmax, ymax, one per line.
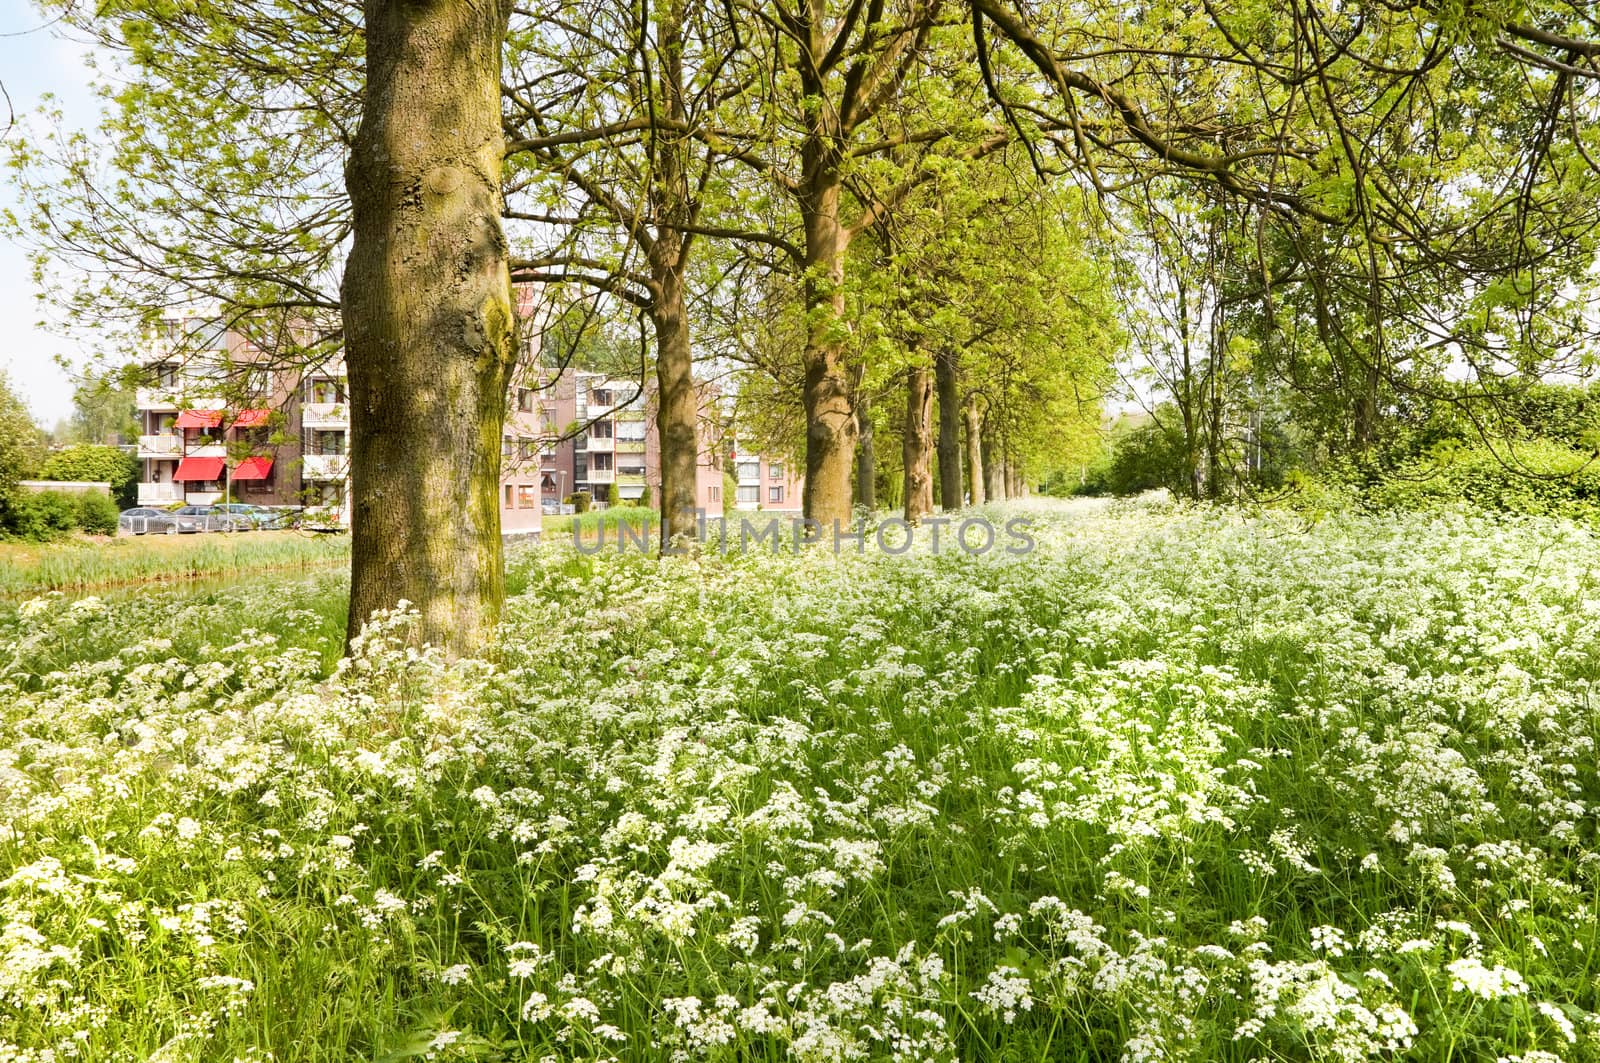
<box><xmin>119</xmin><ymin>507</ymin><xmax>204</xmax><ymax>535</ymax></box>
<box><xmin>173</xmin><ymin>505</ymin><xmax>250</xmax><ymax>532</ymax></box>
<box><xmin>211</xmin><ymin>503</ymin><xmax>286</xmax><ymax>529</ymax></box>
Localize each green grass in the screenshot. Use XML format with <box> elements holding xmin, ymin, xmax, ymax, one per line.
<box><xmin>541</xmin><ymin>504</ymin><xmax>659</xmax><ymax>544</ymax></box>
<box><xmin>0</xmin><ymin>530</ymin><xmax>349</xmax><ymax>595</ymax></box>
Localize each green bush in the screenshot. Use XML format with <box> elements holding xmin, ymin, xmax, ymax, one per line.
<box><xmin>76</xmin><ymin>491</ymin><xmax>120</xmax><ymax>535</ymax></box>
<box><xmin>1365</xmin><ymin>439</ymin><xmax>1600</xmax><ymax>520</ymax></box>
<box><xmin>638</xmin><ymin>485</ymin><xmax>652</xmax><ymax>509</ymax></box>
<box><xmin>565</xmin><ymin>491</ymin><xmax>592</xmax><ymax>513</ymax></box>
<box><xmin>606</xmin><ymin>482</ymin><xmax>621</xmax><ymax>507</ymax></box>
<box><xmin>38</xmin><ymin>444</ymin><xmax>139</xmax><ymax>508</ymax></box>
<box><xmin>3</xmin><ymin>490</ymin><xmax>81</xmax><ymax>541</ymax></box>
<box><xmin>1080</xmin><ymin>422</ymin><xmax>1192</xmax><ymax>497</ymax></box>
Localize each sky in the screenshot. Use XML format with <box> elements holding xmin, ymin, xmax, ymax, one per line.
<box><xmin>0</xmin><ymin>0</ymin><xmax>98</xmax><ymax>427</ymax></box>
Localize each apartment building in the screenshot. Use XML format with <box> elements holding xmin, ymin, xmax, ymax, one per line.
<box><xmin>135</xmin><ymin>311</ymin><xmax>540</xmax><ymax>536</ymax></box>
<box><xmin>514</xmin><ymin>369</ymin><xmax>725</xmax><ymax>517</ymax></box>
<box><xmin>729</xmin><ymin>445</ymin><xmax>803</xmax><ymax>514</ymax></box>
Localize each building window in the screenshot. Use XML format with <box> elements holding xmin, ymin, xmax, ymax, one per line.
<box><xmin>736</xmin><ymin>461</ymin><xmax>760</xmax><ymax>481</ymax></box>
<box><xmin>306</xmin><ymin>377</ymin><xmax>346</xmax><ymax>404</ymax></box>
<box><xmin>310</xmin><ymin>429</ymin><xmax>346</xmax><ymax>456</ymax></box>
<box><xmin>517</xmin><ymin>484</ymin><xmax>538</xmax><ymax>509</ymax></box>
<box><xmin>504</xmin><ymin>484</ymin><xmax>514</xmax><ymax>509</ymax></box>
<box><xmin>591</xmin><ymin>388</ymin><xmax>614</xmax><ymax>407</ymax></box>
<box><xmin>709</xmin><ymin>485</ymin><xmax>719</xmax><ymax>501</ymax></box>
<box><xmin>502</xmin><ymin>436</ymin><xmax>514</xmax><ymax>458</ymax></box>
<box><xmin>618</xmin><ymin>462</ymin><xmax>645</xmax><ymax>478</ymax></box>
<box><xmin>590</xmin><ymin>419</ymin><xmax>613</xmax><ymax>439</ymax></box>
<box><xmin>517</xmin><ymin>388</ymin><xmax>535</xmax><ymax>412</ymax></box>
<box><xmin>590</xmin><ymin>452</ymin><xmax>613</xmax><ymax>471</ymax></box>
<box><xmin>541</xmin><ymin>473</ymin><xmax>557</xmax><ymax>493</ymax></box>
<box><xmin>518</xmin><ymin>437</ymin><xmax>535</xmax><ymax>460</ymax></box>
<box><xmin>737</xmin><ymin>484</ymin><xmax>759</xmax><ymax>504</ymax></box>
<box><xmin>769</xmin><ymin>486</ymin><xmax>783</xmax><ymax>503</ymax></box>
<box><xmin>615</xmin><ymin>418</ymin><xmax>647</xmax><ymax>442</ymax></box>
<box><xmin>769</xmin><ymin>463</ymin><xmax>784</xmax><ymax>481</ymax></box>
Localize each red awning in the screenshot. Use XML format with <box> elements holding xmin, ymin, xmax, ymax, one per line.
<box><xmin>175</xmin><ymin>409</ymin><xmax>223</xmax><ymax>429</ymax></box>
<box><xmin>173</xmin><ymin>456</ymin><xmax>226</xmax><ymax>481</ymax></box>
<box><xmin>232</xmin><ymin>409</ymin><xmax>271</xmax><ymax>428</ymax></box>
<box><xmin>231</xmin><ymin>456</ymin><xmax>273</xmax><ymax>481</ymax></box>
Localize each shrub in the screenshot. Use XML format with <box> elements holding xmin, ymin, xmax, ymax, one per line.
<box><xmin>638</xmin><ymin>485</ymin><xmax>652</xmax><ymax>509</ymax></box>
<box><xmin>3</xmin><ymin>490</ymin><xmax>80</xmax><ymax>541</ymax></box>
<box><xmin>607</xmin><ymin>482</ymin><xmax>621</xmax><ymax>507</ymax></box>
<box><xmin>1365</xmin><ymin>439</ymin><xmax>1600</xmax><ymax>520</ymax></box>
<box><xmin>76</xmin><ymin>491</ymin><xmax>120</xmax><ymax>535</ymax></box>
<box><xmin>565</xmin><ymin>491</ymin><xmax>592</xmax><ymax>513</ymax></box>
<box><xmin>38</xmin><ymin>444</ymin><xmax>140</xmax><ymax>508</ymax></box>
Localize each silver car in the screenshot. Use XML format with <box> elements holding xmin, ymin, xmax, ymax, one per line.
<box><xmin>173</xmin><ymin>505</ymin><xmax>250</xmax><ymax>532</ymax></box>
<box><xmin>118</xmin><ymin>507</ymin><xmax>204</xmax><ymax>535</ymax></box>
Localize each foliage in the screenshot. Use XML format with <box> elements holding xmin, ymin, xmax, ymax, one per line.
<box><xmin>37</xmin><ymin>444</ymin><xmax>140</xmax><ymax>508</ymax></box>
<box><xmin>74</xmin><ymin>492</ymin><xmax>121</xmax><ymax>536</ymax></box>
<box><xmin>606</xmin><ymin>483</ymin><xmax>620</xmax><ymax>507</ymax></box>
<box><xmin>638</xmin><ymin>485</ymin><xmax>652</xmax><ymax>509</ymax></box>
<box><xmin>5</xmin><ymin>503</ymin><xmax>1600</xmax><ymax>1059</ymax></box>
<box><xmin>565</xmin><ymin>491</ymin><xmax>592</xmax><ymax>513</ymax></box>
<box><xmin>1364</xmin><ymin>439</ymin><xmax>1600</xmax><ymax>521</ymax></box>
<box><xmin>0</xmin><ymin>372</ymin><xmax>43</xmax><ymax>505</ymax></box>
<box><xmin>2</xmin><ymin>491</ymin><xmax>80</xmax><ymax>542</ymax></box>
<box><xmin>1080</xmin><ymin>415</ymin><xmax>1193</xmax><ymax>496</ymax></box>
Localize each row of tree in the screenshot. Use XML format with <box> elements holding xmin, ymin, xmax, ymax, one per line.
<box><xmin>8</xmin><ymin>0</ymin><xmax>1600</xmax><ymax>652</ymax></box>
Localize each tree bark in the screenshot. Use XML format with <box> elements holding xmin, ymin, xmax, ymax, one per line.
<box><xmin>934</xmin><ymin>347</ymin><xmax>962</xmax><ymax>510</ymax></box>
<box><xmin>982</xmin><ymin>421</ymin><xmax>1005</xmax><ymax>500</ymax></box>
<box><xmin>903</xmin><ymin>365</ymin><xmax>934</xmax><ymax>524</ymax></box>
<box><xmin>964</xmin><ymin>394</ymin><xmax>985</xmax><ymax>506</ymax></box>
<box><xmin>342</xmin><ymin>0</ymin><xmax>516</xmax><ymax>656</ymax></box>
<box><xmin>856</xmin><ymin>396</ymin><xmax>876</xmax><ymax>512</ymax></box>
<box><xmin>800</xmin><ymin>178</ymin><xmax>857</xmax><ymax>529</ymax></box>
<box><xmin>653</xmin><ymin>282</ymin><xmax>699</xmax><ymax>546</ymax></box>
<box><xmin>647</xmin><ymin>0</ymin><xmax>701</xmax><ymax>550</ymax></box>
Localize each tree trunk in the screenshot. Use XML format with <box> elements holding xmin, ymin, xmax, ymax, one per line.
<box><xmin>903</xmin><ymin>366</ymin><xmax>934</xmax><ymax>524</ymax></box>
<box><xmin>648</xmin><ymin>0</ymin><xmax>700</xmax><ymax>550</ymax></box>
<box><xmin>800</xmin><ymin>177</ymin><xmax>857</xmax><ymax>529</ymax></box>
<box><xmin>934</xmin><ymin>347</ymin><xmax>962</xmax><ymax>510</ymax></box>
<box><xmin>964</xmin><ymin>395</ymin><xmax>985</xmax><ymax>506</ymax></box>
<box><xmin>856</xmin><ymin>397</ymin><xmax>876</xmax><ymax>512</ymax></box>
<box><xmin>983</xmin><ymin>421</ymin><xmax>1005</xmax><ymax>500</ymax></box>
<box><xmin>653</xmin><ymin>281</ymin><xmax>699</xmax><ymax>546</ymax></box>
<box><xmin>342</xmin><ymin>0</ymin><xmax>516</xmax><ymax>656</ymax></box>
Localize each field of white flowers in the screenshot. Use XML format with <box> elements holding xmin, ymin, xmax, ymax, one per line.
<box><xmin>4</xmin><ymin>498</ymin><xmax>1600</xmax><ymax>1062</ymax></box>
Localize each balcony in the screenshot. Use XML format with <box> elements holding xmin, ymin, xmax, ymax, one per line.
<box><xmin>586</xmin><ymin>435</ymin><xmax>614</xmax><ymax>453</ymax></box>
<box><xmin>136</xmin><ymin>390</ymin><xmax>224</xmax><ymax>413</ymax></box>
<box><xmin>302</xmin><ymin>453</ymin><xmax>349</xmax><ymax>481</ymax></box>
<box><xmin>137</xmin><ymin>481</ymin><xmax>184</xmax><ymax>504</ymax></box>
<box><xmin>138</xmin><ymin>434</ymin><xmax>183</xmax><ymax>457</ymax></box>
<box><xmin>616</xmin><ymin>472</ymin><xmax>647</xmax><ymax>487</ymax></box>
<box><xmin>586</xmin><ymin>468</ymin><xmax>616</xmax><ymax>484</ymax></box>
<box><xmin>615</xmin><ymin>440</ymin><xmax>646</xmax><ymax>454</ymax></box>
<box><xmin>185</xmin><ymin>441</ymin><xmax>226</xmax><ymax>459</ymax></box>
<box><xmin>302</xmin><ymin>402</ymin><xmax>349</xmax><ymax>429</ymax></box>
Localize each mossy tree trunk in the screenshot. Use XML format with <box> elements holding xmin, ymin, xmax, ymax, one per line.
<box><xmin>964</xmin><ymin>394</ymin><xmax>985</xmax><ymax>506</ymax></box>
<box><xmin>934</xmin><ymin>347</ymin><xmax>962</xmax><ymax>510</ymax></box>
<box><xmin>856</xmin><ymin>396</ymin><xmax>876</xmax><ymax>512</ymax></box>
<box><xmin>342</xmin><ymin>0</ymin><xmax>516</xmax><ymax>656</ymax></box>
<box><xmin>903</xmin><ymin>366</ymin><xmax>934</xmax><ymax>524</ymax></box>
<box><xmin>800</xmin><ymin>175</ymin><xmax>858</xmax><ymax>529</ymax></box>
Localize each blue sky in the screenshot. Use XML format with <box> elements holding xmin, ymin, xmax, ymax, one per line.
<box><xmin>1</xmin><ymin>0</ymin><xmax>98</xmax><ymax>425</ymax></box>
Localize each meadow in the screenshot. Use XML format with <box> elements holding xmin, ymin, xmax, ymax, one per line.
<box><xmin>2</xmin><ymin>499</ymin><xmax>1598</xmax><ymax>1061</ymax></box>
<box><xmin>0</xmin><ymin>531</ymin><xmax>350</xmax><ymax>596</ymax></box>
